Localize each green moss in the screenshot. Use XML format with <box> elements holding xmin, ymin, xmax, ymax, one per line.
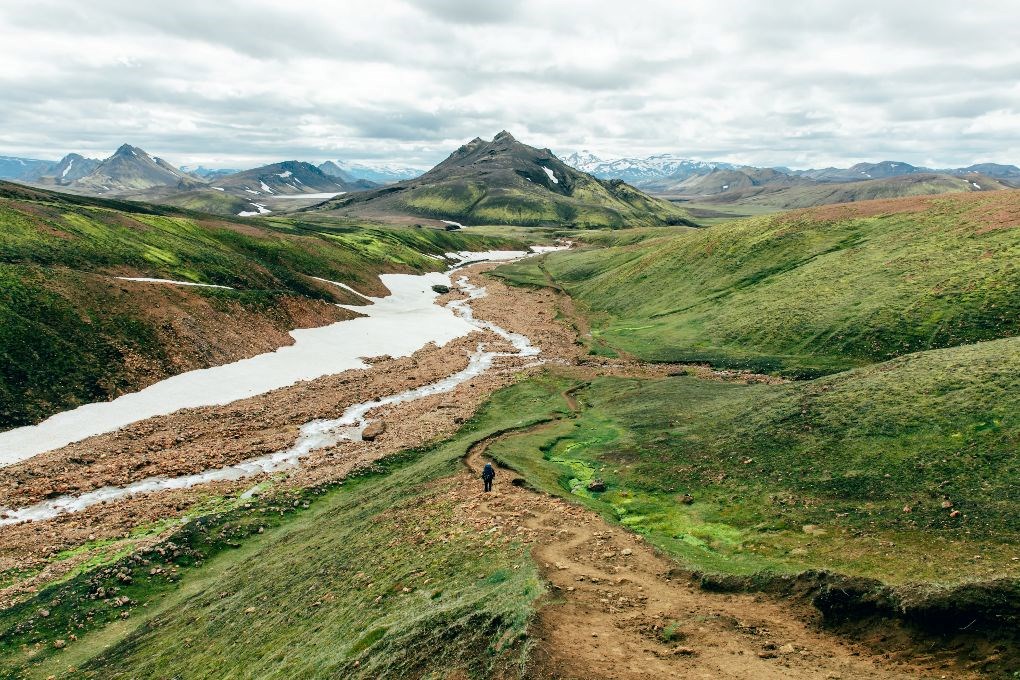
<box><xmin>494</xmin><ymin>192</ymin><xmax>1020</xmax><ymax>375</ymax></box>
<box><xmin>0</xmin><ymin>376</ymin><xmax>573</xmax><ymax>679</ymax></box>
<box><xmin>487</xmin><ymin>338</ymin><xmax>1020</xmax><ymax>584</ymax></box>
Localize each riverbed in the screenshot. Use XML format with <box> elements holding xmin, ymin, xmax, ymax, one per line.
<box><xmin>0</xmin><ymin>253</ymin><xmax>535</xmax><ymax>467</ymax></box>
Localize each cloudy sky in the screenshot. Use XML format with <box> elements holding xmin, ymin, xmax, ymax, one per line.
<box><xmin>1</xmin><ymin>0</ymin><xmax>1017</xmax><ymax>169</ymax></box>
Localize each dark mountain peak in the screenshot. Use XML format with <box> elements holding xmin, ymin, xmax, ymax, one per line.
<box><xmin>493</xmin><ymin>130</ymin><xmax>517</xmax><ymax>143</ymax></box>
<box><xmin>113</xmin><ymin>143</ymin><xmax>145</xmax><ymax>158</ymax></box>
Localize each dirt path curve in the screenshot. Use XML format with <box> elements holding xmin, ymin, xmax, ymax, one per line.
<box><xmin>462</xmin><ymin>421</ymin><xmax>958</xmax><ymax>679</ymax></box>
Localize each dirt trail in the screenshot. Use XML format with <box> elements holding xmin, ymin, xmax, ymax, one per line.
<box><xmin>462</xmin><ymin>423</ymin><xmax>965</xmax><ymax>680</ymax></box>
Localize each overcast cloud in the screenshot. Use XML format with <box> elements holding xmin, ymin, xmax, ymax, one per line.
<box><xmin>0</xmin><ymin>0</ymin><xmax>1017</xmax><ymax>169</ymax></box>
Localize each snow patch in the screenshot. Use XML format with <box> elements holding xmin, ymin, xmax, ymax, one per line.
<box><xmin>243</xmin><ymin>189</ymin><xmax>259</xmax><ymax>195</ymax></box>
<box><xmin>115</xmin><ymin>277</ymin><xmax>233</xmax><ymax>289</ymax></box>
<box><xmin>441</xmin><ymin>220</ymin><xmax>464</xmax><ymax>228</ymax></box>
<box><xmin>277</xmin><ymin>170</ymin><xmax>293</xmax><ymax>178</ymax></box>
<box><xmin>259</xmin><ymin>181</ymin><xmax>275</xmax><ymax>194</ymax></box>
<box><xmin>238</xmin><ymin>203</ymin><xmax>271</xmax><ymax>216</ymax></box>
<box><xmin>211</xmin><ymin>187</ymin><xmax>224</xmax><ymax>191</ymax></box>
<box><xmin>61</xmin><ymin>159</ymin><xmax>74</xmax><ymax>178</ymax></box>
<box><xmin>543</xmin><ymin>167</ymin><xmax>559</xmax><ymax>184</ymax></box>
<box><xmin>972</xmin><ymin>182</ymin><xmax>981</xmax><ymax>189</ymax></box>
<box><xmin>272</xmin><ymin>192</ymin><xmax>344</xmax><ymax>199</ymax></box>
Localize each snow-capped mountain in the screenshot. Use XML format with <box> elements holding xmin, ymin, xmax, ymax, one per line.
<box><xmin>560</xmin><ymin>151</ymin><xmax>736</xmax><ymax>187</ymax></box>
<box><xmin>318</xmin><ymin>160</ymin><xmax>422</xmax><ymax>184</ymax></box>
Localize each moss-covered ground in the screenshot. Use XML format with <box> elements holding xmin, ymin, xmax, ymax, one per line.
<box><xmin>486</xmin><ymin>338</ymin><xmax>1019</xmax><ymax>585</ymax></box>
<box><xmin>0</xmin><ymin>376</ymin><xmax>573</xmax><ymax>679</ymax></box>
<box><xmin>493</xmin><ymin>191</ymin><xmax>1020</xmax><ymax>377</ymax></box>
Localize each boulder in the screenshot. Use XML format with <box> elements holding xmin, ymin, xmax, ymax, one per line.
<box><xmin>587</xmin><ymin>479</ymin><xmax>607</xmax><ymax>492</ymax></box>
<box><xmin>362</xmin><ymin>421</ymin><xmax>387</xmax><ymax>442</ymax></box>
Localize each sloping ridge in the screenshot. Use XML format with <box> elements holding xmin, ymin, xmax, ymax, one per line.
<box><xmin>312</xmin><ymin>131</ymin><xmax>695</xmax><ymax>228</ymax></box>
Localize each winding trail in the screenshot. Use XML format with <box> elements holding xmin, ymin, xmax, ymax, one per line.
<box><xmin>460</xmin><ymin>390</ymin><xmax>961</xmax><ymax>679</ymax></box>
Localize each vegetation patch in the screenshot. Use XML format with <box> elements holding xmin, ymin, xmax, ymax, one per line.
<box><xmin>493</xmin><ymin>191</ymin><xmax>1020</xmax><ymax>375</ymax></box>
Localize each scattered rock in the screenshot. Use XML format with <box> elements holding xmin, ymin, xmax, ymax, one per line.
<box><xmin>38</xmin><ymin>609</ymin><xmax>50</xmax><ymax>618</ymax></box>
<box><xmin>362</xmin><ymin>421</ymin><xmax>387</xmax><ymax>442</ymax></box>
<box><xmin>678</xmin><ymin>494</ymin><xmax>695</xmax><ymax>505</ymax></box>
<box><xmin>621</xmin><ymin>548</ymin><xmax>633</xmax><ymax>556</ymax></box>
<box><xmin>431</xmin><ymin>284</ymin><xmax>451</xmax><ymax>294</ymax></box>
<box><xmin>950</xmin><ymin>510</ymin><xmax>961</xmax><ymax>518</ymax></box>
<box><xmin>941</xmin><ymin>500</ymin><xmax>953</xmax><ymax>509</ymax></box>
<box><xmin>587</xmin><ymin>479</ymin><xmax>607</xmax><ymax>492</ymax></box>
<box><xmin>672</xmin><ymin>646</ymin><xmax>696</xmax><ymax>656</ymax></box>
<box><xmin>53</xmin><ymin>639</ymin><xmax>66</xmax><ymax>649</ymax></box>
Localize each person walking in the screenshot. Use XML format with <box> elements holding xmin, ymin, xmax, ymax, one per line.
<box><xmin>481</xmin><ymin>462</ymin><xmax>495</xmax><ymax>492</ymax></box>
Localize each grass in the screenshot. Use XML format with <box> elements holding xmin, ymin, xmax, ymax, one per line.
<box><xmin>0</xmin><ymin>183</ymin><xmax>522</xmax><ymax>428</ymax></box>
<box><xmin>0</xmin><ymin>375</ymin><xmax>573</xmax><ymax>679</ymax></box>
<box><xmin>493</xmin><ymin>191</ymin><xmax>1020</xmax><ymax>376</ymax></box>
<box><xmin>487</xmin><ymin>337</ymin><xmax>1020</xmax><ymax>584</ymax></box>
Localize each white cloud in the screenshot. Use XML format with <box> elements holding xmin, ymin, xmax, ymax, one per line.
<box><xmin>0</xmin><ymin>0</ymin><xmax>1016</xmax><ymax>169</ymax></box>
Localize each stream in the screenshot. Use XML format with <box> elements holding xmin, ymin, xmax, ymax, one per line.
<box><xmin>0</xmin><ymin>258</ymin><xmax>548</xmax><ymax>526</ymax></box>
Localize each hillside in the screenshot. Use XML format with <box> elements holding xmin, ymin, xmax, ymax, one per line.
<box><xmin>494</xmin><ymin>190</ymin><xmax>1020</xmax><ymax>375</ymax></box>
<box><xmin>488</xmin><ymin>337</ymin><xmax>1020</xmax><ymax>584</ymax></box>
<box><xmin>686</xmin><ymin>172</ymin><xmax>1011</xmax><ymax>209</ymax></box>
<box><xmin>313</xmin><ymin>132</ymin><xmax>694</xmax><ymax>228</ymax></box>
<box><xmin>0</xmin><ymin>181</ymin><xmax>519</xmax><ymax>428</ymax></box>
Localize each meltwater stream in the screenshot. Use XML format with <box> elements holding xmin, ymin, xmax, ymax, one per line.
<box><xmin>0</xmin><ymin>274</ymin><xmax>540</xmax><ymax>527</ymax></box>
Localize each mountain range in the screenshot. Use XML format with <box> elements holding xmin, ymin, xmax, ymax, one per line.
<box><xmin>562</xmin><ymin>151</ymin><xmax>1020</xmax><ymax>186</ymax></box>
<box><xmin>314</xmin><ymin>131</ymin><xmax>693</xmax><ymax>228</ymax></box>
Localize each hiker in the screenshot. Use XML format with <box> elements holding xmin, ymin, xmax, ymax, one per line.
<box><xmin>481</xmin><ymin>462</ymin><xmax>495</xmax><ymax>492</ymax></box>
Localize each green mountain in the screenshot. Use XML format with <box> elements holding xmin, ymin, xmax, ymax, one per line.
<box><xmin>0</xmin><ymin>181</ymin><xmax>519</xmax><ymax>428</ymax></box>
<box><xmin>495</xmin><ymin>189</ymin><xmax>1020</xmax><ymax>375</ymax></box>
<box><xmin>314</xmin><ymin>131</ymin><xmax>694</xmax><ymax>228</ymax></box>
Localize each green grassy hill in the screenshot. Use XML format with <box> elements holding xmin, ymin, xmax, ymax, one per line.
<box><xmin>0</xmin><ymin>181</ymin><xmax>519</xmax><ymax>428</ymax></box>
<box><xmin>488</xmin><ymin>337</ymin><xmax>1020</xmax><ymax>584</ymax></box>
<box><xmin>0</xmin><ymin>376</ymin><xmax>568</xmax><ymax>679</ymax></box>
<box><xmin>495</xmin><ymin>190</ymin><xmax>1020</xmax><ymax>375</ymax></box>
<box><xmin>315</xmin><ymin>132</ymin><xmax>694</xmax><ymax>229</ymax></box>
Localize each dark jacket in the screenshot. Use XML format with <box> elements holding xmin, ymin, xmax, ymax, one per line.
<box><xmin>481</xmin><ymin>463</ymin><xmax>495</xmax><ymax>480</ymax></box>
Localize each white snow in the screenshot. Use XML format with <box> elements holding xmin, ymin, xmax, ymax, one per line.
<box><xmin>277</xmin><ymin>171</ymin><xmax>293</xmax><ymax>178</ymax></box>
<box><xmin>272</xmin><ymin>192</ymin><xmax>345</xmax><ymax>200</ymax></box>
<box><xmin>115</xmin><ymin>277</ymin><xmax>233</xmax><ymax>289</ymax></box>
<box><xmin>972</xmin><ymin>182</ymin><xmax>981</xmax><ymax>189</ymax></box>
<box><xmin>311</xmin><ymin>276</ymin><xmax>370</xmax><ymax>301</ymax></box>
<box><xmin>543</xmin><ymin>167</ymin><xmax>559</xmax><ymax>184</ymax></box>
<box><xmin>0</xmin><ymin>273</ymin><xmax>543</xmax><ymax>525</ymax></box>
<box><xmin>238</xmin><ymin>203</ymin><xmax>271</xmax><ymax>217</ymax></box>
<box><xmin>243</xmin><ymin>189</ymin><xmax>259</xmax><ymax>195</ymax></box>
<box><xmin>0</xmin><ymin>253</ymin><xmax>537</xmax><ymax>468</ymax></box>
<box><xmin>259</xmin><ymin>181</ymin><xmax>275</xmax><ymax>194</ymax></box>
<box><xmin>722</xmin><ymin>184</ymin><xmax>729</xmax><ymax>190</ymax></box>
<box><xmin>293</xmin><ymin>176</ymin><xmax>304</xmax><ymax>184</ymax></box>
<box><xmin>211</xmin><ymin>187</ymin><xmax>224</xmax><ymax>191</ymax></box>
<box><xmin>61</xmin><ymin>158</ymin><xmax>74</xmax><ymax>178</ymax></box>
<box><xmin>441</xmin><ymin>220</ymin><xmax>464</xmax><ymax>228</ymax></box>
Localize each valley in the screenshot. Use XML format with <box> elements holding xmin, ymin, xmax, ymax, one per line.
<box><xmin>0</xmin><ymin>133</ymin><xmax>1017</xmax><ymax>679</ymax></box>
